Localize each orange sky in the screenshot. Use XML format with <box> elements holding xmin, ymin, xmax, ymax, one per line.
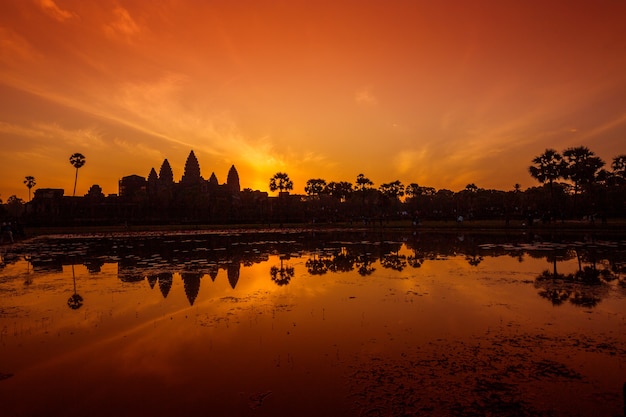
<box><xmin>1</xmin><ymin>0</ymin><xmax>625</xmax><ymax>201</ymax></box>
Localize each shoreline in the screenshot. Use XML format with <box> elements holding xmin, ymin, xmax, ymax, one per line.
<box><xmin>17</xmin><ymin>218</ymin><xmax>626</xmax><ymax>238</ymax></box>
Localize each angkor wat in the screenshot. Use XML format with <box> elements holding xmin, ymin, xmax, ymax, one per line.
<box><xmin>26</xmin><ymin>150</ymin><xmax>272</xmax><ymax>225</ymax></box>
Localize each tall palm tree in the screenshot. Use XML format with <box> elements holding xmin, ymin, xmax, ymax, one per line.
<box><xmin>355</xmin><ymin>173</ymin><xmax>373</xmax><ymax>192</ymax></box>
<box><xmin>562</xmin><ymin>146</ymin><xmax>604</xmax><ymax>196</ymax></box>
<box><xmin>304</xmin><ymin>178</ymin><xmax>326</xmax><ymax>198</ymax></box>
<box><xmin>269</xmin><ymin>172</ymin><xmax>293</xmax><ymax>194</ymax></box>
<box><xmin>355</xmin><ymin>174</ymin><xmax>374</xmax><ymax>217</ymax></box>
<box><xmin>269</xmin><ymin>172</ymin><xmax>293</xmax><ymax>226</ymax></box>
<box><xmin>529</xmin><ymin>149</ymin><xmax>566</xmax><ymax>211</ymax></box>
<box><xmin>69</xmin><ymin>153</ymin><xmax>86</xmax><ymax>197</ymax></box>
<box><xmin>23</xmin><ymin>176</ymin><xmax>36</xmax><ymax>201</ymax></box>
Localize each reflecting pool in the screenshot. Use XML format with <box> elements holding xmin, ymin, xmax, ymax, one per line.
<box><xmin>1</xmin><ymin>230</ymin><xmax>625</xmax><ymax>416</ymax></box>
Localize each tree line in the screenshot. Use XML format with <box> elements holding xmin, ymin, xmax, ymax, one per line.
<box><xmin>270</xmin><ymin>145</ymin><xmax>625</xmax><ymax>223</ymax></box>
<box><xmin>2</xmin><ymin>146</ymin><xmax>625</xmax><ymax>225</ymax></box>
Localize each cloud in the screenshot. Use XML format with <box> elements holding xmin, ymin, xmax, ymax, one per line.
<box><xmin>0</xmin><ymin>120</ymin><xmax>107</xmax><ymax>150</ymax></box>
<box><xmin>0</xmin><ymin>27</ymin><xmax>42</xmax><ymax>65</ymax></box>
<box><xmin>37</xmin><ymin>0</ymin><xmax>76</xmax><ymax>22</ymax></box>
<box><xmin>104</xmin><ymin>6</ymin><xmax>140</xmax><ymax>39</ymax></box>
<box><xmin>355</xmin><ymin>87</ymin><xmax>378</xmax><ymax>106</ymax></box>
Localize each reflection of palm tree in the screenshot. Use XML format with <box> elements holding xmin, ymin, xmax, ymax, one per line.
<box><xmin>534</xmin><ymin>270</ymin><xmax>571</xmax><ymax>306</ymax></box>
<box><xmin>355</xmin><ymin>254</ymin><xmax>375</xmax><ymax>276</ymax></box>
<box><xmin>380</xmin><ymin>248</ymin><xmax>407</xmax><ymax>271</ymax></box>
<box><xmin>407</xmin><ymin>249</ymin><xmax>424</xmax><ymax>268</ymax></box>
<box><xmin>69</xmin><ymin>153</ymin><xmax>86</xmax><ymax>197</ymax></box>
<box><xmin>67</xmin><ymin>264</ymin><xmax>84</xmax><ymax>310</ymax></box>
<box><xmin>306</xmin><ymin>253</ymin><xmax>329</xmax><ymax>275</ymax></box>
<box><xmin>329</xmin><ymin>247</ymin><xmax>355</xmax><ymax>272</ymax></box>
<box><xmin>465</xmin><ymin>253</ymin><xmax>483</xmax><ymax>266</ymax></box>
<box><xmin>270</xmin><ymin>258</ymin><xmax>295</xmax><ymax>286</ymax></box>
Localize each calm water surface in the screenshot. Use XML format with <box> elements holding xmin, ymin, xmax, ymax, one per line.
<box><xmin>1</xmin><ymin>230</ymin><xmax>625</xmax><ymax>416</ymax></box>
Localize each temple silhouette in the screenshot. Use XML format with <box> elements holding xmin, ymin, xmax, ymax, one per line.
<box><xmin>27</xmin><ymin>150</ymin><xmax>276</xmax><ymax>225</ymax></box>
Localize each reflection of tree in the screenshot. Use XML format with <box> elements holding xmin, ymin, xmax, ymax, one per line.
<box><xmin>271</xmin><ymin>257</ymin><xmax>294</xmax><ymax>286</ymax></box>
<box><xmin>355</xmin><ymin>254</ymin><xmax>376</xmax><ymax>276</ymax></box>
<box><xmin>328</xmin><ymin>248</ymin><xmax>354</xmax><ymax>273</ymax></box>
<box><xmin>381</xmin><ymin>249</ymin><xmax>407</xmax><ymax>271</ymax></box>
<box><xmin>23</xmin><ymin>254</ymin><xmax>33</xmax><ymax>286</ymax></box>
<box><xmin>67</xmin><ymin>264</ymin><xmax>84</xmax><ymax>310</ymax></box>
<box><xmin>465</xmin><ymin>253</ymin><xmax>484</xmax><ymax>267</ymax></box>
<box><xmin>306</xmin><ymin>253</ymin><xmax>329</xmax><ymax>275</ymax></box>
<box><xmin>534</xmin><ymin>271</ymin><xmax>571</xmax><ymax>306</ymax></box>
<box><xmin>534</xmin><ymin>263</ymin><xmax>610</xmax><ymax>308</ymax></box>
<box><xmin>407</xmin><ymin>248</ymin><xmax>424</xmax><ymax>268</ymax></box>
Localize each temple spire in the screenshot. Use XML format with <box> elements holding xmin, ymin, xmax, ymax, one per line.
<box><xmin>181</xmin><ymin>150</ymin><xmax>203</xmax><ymax>184</ymax></box>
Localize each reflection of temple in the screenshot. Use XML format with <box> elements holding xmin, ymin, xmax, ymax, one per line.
<box><xmin>157</xmin><ymin>273</ymin><xmax>173</xmax><ymax>298</ymax></box>
<box><xmin>227</xmin><ymin>263</ymin><xmax>240</xmax><ymax>289</ymax></box>
<box><xmin>181</xmin><ymin>272</ymin><xmax>203</xmax><ymax>305</ymax></box>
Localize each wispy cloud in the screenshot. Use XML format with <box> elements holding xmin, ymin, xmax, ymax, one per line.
<box><xmin>37</xmin><ymin>0</ymin><xmax>76</xmax><ymax>22</ymax></box>
<box><xmin>0</xmin><ymin>27</ymin><xmax>42</xmax><ymax>64</ymax></box>
<box><xmin>104</xmin><ymin>6</ymin><xmax>141</xmax><ymax>39</ymax></box>
<box><xmin>355</xmin><ymin>87</ymin><xmax>378</xmax><ymax>106</ymax></box>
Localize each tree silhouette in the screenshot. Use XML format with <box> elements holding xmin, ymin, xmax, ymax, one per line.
<box><xmin>563</xmin><ymin>146</ymin><xmax>605</xmax><ymax>196</ymax></box>
<box><xmin>405</xmin><ymin>183</ymin><xmax>421</xmax><ymax>199</ymax></box>
<box><xmin>611</xmin><ymin>154</ymin><xmax>626</xmax><ymax>181</ymax></box>
<box><xmin>69</xmin><ymin>153</ymin><xmax>86</xmax><ymax>197</ymax></box>
<box><xmin>325</xmin><ymin>181</ymin><xmax>353</xmax><ymax>202</ymax></box>
<box><xmin>304</xmin><ymin>178</ymin><xmax>327</xmax><ymax>198</ymax></box>
<box><xmin>270</xmin><ymin>257</ymin><xmax>295</xmax><ymax>286</ymax></box>
<box><xmin>269</xmin><ymin>172</ymin><xmax>293</xmax><ymax>194</ymax></box>
<box><xmin>23</xmin><ymin>176</ymin><xmax>36</xmax><ymax>202</ymax></box>
<box><xmin>355</xmin><ymin>173</ymin><xmax>373</xmax><ymax>192</ymax></box>
<box><xmin>380</xmin><ymin>180</ymin><xmax>404</xmax><ymax>200</ymax></box>
<box><xmin>529</xmin><ymin>148</ymin><xmax>566</xmax><ymax>213</ymax></box>
<box><xmin>356</xmin><ymin>174</ymin><xmax>374</xmax><ymax>216</ymax></box>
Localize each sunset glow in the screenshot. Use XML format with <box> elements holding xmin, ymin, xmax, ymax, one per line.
<box><xmin>1</xmin><ymin>1</ymin><xmax>625</xmax><ymax>200</ymax></box>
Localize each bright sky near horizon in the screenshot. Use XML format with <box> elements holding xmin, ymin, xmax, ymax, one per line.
<box><xmin>1</xmin><ymin>0</ymin><xmax>625</xmax><ymax>201</ymax></box>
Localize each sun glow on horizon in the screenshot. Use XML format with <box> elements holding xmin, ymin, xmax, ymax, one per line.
<box><xmin>1</xmin><ymin>1</ymin><xmax>625</xmax><ymax>200</ymax></box>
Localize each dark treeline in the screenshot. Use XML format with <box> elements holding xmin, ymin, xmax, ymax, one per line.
<box><xmin>2</xmin><ymin>146</ymin><xmax>625</xmax><ymax>227</ymax></box>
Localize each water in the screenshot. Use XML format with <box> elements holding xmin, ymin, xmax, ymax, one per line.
<box><xmin>1</xmin><ymin>230</ymin><xmax>625</xmax><ymax>416</ymax></box>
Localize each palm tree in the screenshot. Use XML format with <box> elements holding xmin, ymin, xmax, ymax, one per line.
<box><xmin>304</xmin><ymin>178</ymin><xmax>327</xmax><ymax>198</ymax></box>
<box><xmin>69</xmin><ymin>153</ymin><xmax>86</xmax><ymax>197</ymax></box>
<box><xmin>355</xmin><ymin>173</ymin><xmax>373</xmax><ymax>192</ymax></box>
<box><xmin>324</xmin><ymin>181</ymin><xmax>353</xmax><ymax>202</ymax></box>
<box><xmin>23</xmin><ymin>176</ymin><xmax>36</xmax><ymax>202</ymax></box>
<box><xmin>529</xmin><ymin>149</ymin><xmax>566</xmax><ymax>190</ymax></box>
<box><xmin>269</xmin><ymin>172</ymin><xmax>293</xmax><ymax>194</ymax></box>
<box><xmin>529</xmin><ymin>148</ymin><xmax>566</xmax><ymax>213</ymax></box>
<box><xmin>610</xmin><ymin>154</ymin><xmax>626</xmax><ymax>184</ymax></box>
<box><xmin>562</xmin><ymin>146</ymin><xmax>605</xmax><ymax>196</ymax></box>
<box><xmin>269</xmin><ymin>172</ymin><xmax>293</xmax><ymax>226</ymax></box>
<box><xmin>355</xmin><ymin>174</ymin><xmax>374</xmax><ymax>217</ymax></box>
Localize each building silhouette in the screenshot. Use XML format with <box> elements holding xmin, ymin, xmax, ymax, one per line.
<box><xmin>26</xmin><ymin>150</ymin><xmax>280</xmax><ymax>225</ymax></box>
